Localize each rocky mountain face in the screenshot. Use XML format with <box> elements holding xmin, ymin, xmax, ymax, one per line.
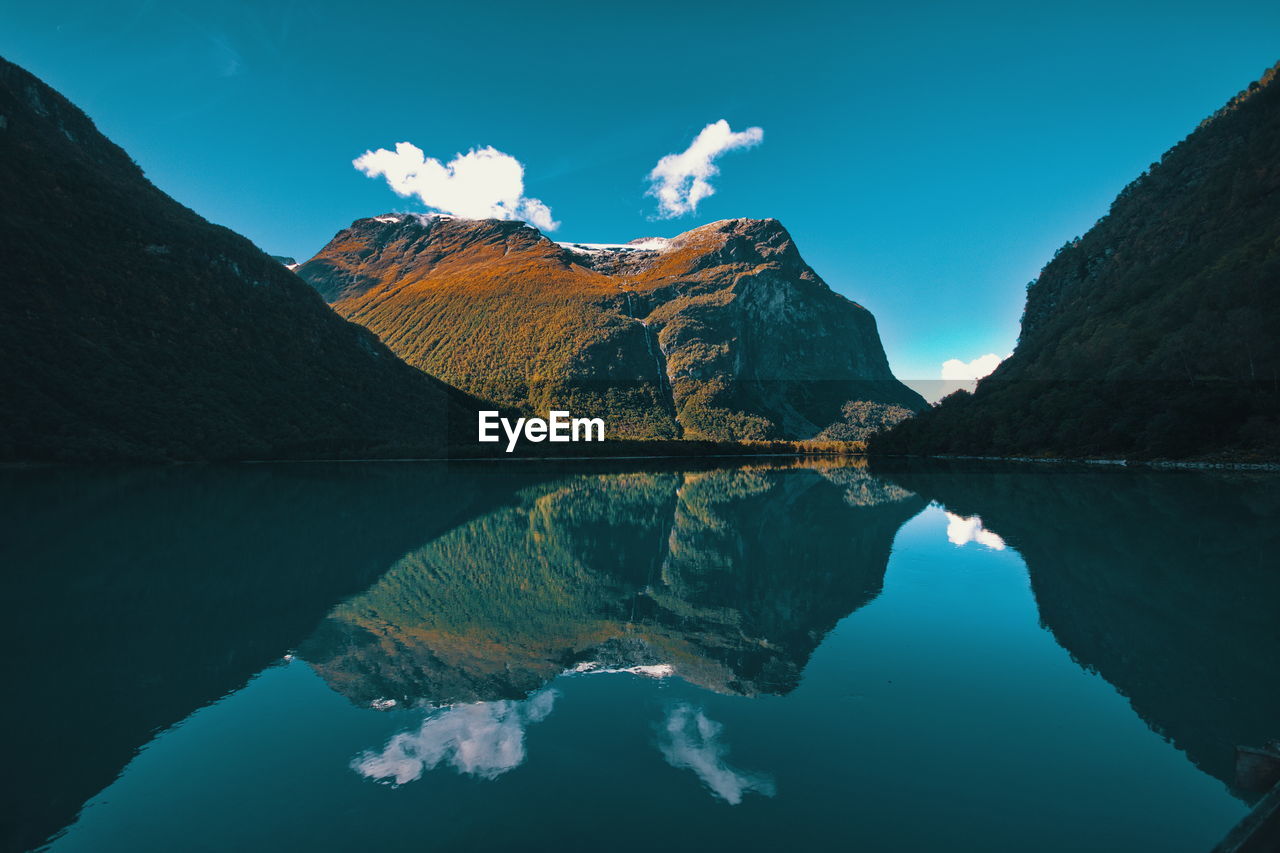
<box><xmin>875</xmin><ymin>61</ymin><xmax>1280</xmax><ymax>460</ymax></box>
<box><xmin>0</xmin><ymin>57</ymin><xmax>480</xmax><ymax>462</ymax></box>
<box><xmin>298</xmin><ymin>215</ymin><xmax>925</xmax><ymax>441</ymax></box>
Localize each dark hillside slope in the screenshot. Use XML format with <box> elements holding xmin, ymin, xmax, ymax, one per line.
<box><xmin>875</xmin><ymin>61</ymin><xmax>1280</xmax><ymax>460</ymax></box>
<box><xmin>0</xmin><ymin>57</ymin><xmax>479</xmax><ymax>462</ymax></box>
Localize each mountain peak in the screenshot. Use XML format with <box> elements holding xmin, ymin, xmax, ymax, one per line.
<box><xmin>307</xmin><ymin>213</ymin><xmax>811</xmax><ymax>295</ymax></box>
<box><xmin>351</xmin><ymin>212</ymin><xmax>541</xmax><ymax>241</ymax></box>
<box><xmin>298</xmin><ymin>210</ymin><xmax>924</xmax><ymax>440</ymax></box>
<box><xmin>346</xmin><ymin>213</ymin><xmax>791</xmax><ymax>246</ymax></box>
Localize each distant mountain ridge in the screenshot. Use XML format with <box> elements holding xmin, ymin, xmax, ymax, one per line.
<box><xmin>0</xmin><ymin>56</ymin><xmax>480</xmax><ymax>462</ymax></box>
<box><xmin>298</xmin><ymin>214</ymin><xmax>925</xmax><ymax>441</ymax></box>
<box><xmin>874</xmin><ymin>60</ymin><xmax>1280</xmax><ymax>460</ymax></box>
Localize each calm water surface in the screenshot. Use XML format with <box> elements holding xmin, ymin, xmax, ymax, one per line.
<box><xmin>2</xmin><ymin>459</ymin><xmax>1276</xmax><ymax>852</ymax></box>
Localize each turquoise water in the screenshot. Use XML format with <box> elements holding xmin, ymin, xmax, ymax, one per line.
<box><xmin>3</xmin><ymin>460</ymin><xmax>1274</xmax><ymax>852</ymax></box>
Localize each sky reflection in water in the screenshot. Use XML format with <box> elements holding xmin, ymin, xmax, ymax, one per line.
<box><xmin>5</xmin><ymin>460</ymin><xmax>1275</xmax><ymax>853</ymax></box>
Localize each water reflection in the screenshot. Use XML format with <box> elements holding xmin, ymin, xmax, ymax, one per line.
<box><xmin>305</xmin><ymin>461</ymin><xmax>920</xmax><ymax>793</ymax></box>
<box><xmin>658</xmin><ymin>704</ymin><xmax>776</xmax><ymax>805</ymax></box>
<box><xmin>943</xmin><ymin>512</ymin><xmax>1007</xmax><ymax>550</ymax></box>
<box><xmin>298</xmin><ymin>462</ymin><xmax>923</xmax><ymax>707</ymax></box>
<box><xmin>876</xmin><ymin>459</ymin><xmax>1280</xmax><ymax>801</ymax></box>
<box><xmin>0</xmin><ymin>463</ymin><xmax>516</xmax><ymax>853</ymax></box>
<box><xmin>354</xmin><ymin>689</ymin><xmax>558</xmax><ymax>784</ymax></box>
<box><xmin>6</xmin><ymin>458</ymin><xmax>1277</xmax><ymax>851</ymax></box>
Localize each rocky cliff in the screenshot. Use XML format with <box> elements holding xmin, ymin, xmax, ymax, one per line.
<box><xmin>298</xmin><ymin>215</ymin><xmax>925</xmax><ymax>440</ymax></box>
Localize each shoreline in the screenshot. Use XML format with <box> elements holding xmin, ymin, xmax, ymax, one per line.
<box><xmin>0</xmin><ymin>449</ymin><xmax>863</xmax><ymax>470</ymax></box>
<box><xmin>906</xmin><ymin>453</ymin><xmax>1280</xmax><ymax>472</ymax></box>
<box><xmin>5</xmin><ymin>450</ymin><xmax>1279</xmax><ymax>471</ymax></box>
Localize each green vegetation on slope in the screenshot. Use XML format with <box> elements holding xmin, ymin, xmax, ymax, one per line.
<box><xmin>299</xmin><ymin>217</ymin><xmax>926</xmax><ymax>443</ymax></box>
<box><xmin>874</xmin><ymin>61</ymin><xmax>1280</xmax><ymax>461</ymax></box>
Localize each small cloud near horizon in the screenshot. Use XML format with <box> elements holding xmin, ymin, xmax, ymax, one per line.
<box><xmin>353</xmin><ymin>142</ymin><xmax>558</xmax><ymax>231</ymax></box>
<box><xmin>647</xmin><ymin>120</ymin><xmax>763</xmax><ymax>218</ymax></box>
<box><xmin>940</xmin><ymin>353</ymin><xmax>1005</xmax><ymax>381</ymax></box>
<box><xmin>903</xmin><ymin>352</ymin><xmax>1010</xmax><ymax>404</ymax></box>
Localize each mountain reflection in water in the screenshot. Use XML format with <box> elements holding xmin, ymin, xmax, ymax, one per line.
<box><xmin>3</xmin><ymin>459</ymin><xmax>1275</xmax><ymax>853</ymax></box>
<box><xmin>299</xmin><ymin>462</ymin><xmax>922</xmax><ymax>707</ymax></box>
<box><xmin>876</xmin><ymin>459</ymin><xmax>1280</xmax><ymax>801</ymax></box>
<box><xmin>298</xmin><ymin>461</ymin><xmax>918</xmax><ymax>801</ymax></box>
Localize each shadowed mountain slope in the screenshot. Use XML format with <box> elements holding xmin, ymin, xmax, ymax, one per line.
<box><xmin>874</xmin><ymin>61</ymin><xmax>1280</xmax><ymax>460</ymax></box>
<box><xmin>0</xmin><ymin>57</ymin><xmax>480</xmax><ymax>462</ymax></box>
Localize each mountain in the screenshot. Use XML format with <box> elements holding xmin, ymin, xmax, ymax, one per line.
<box><xmin>297</xmin><ymin>215</ymin><xmax>926</xmax><ymax>441</ymax></box>
<box><xmin>873</xmin><ymin>61</ymin><xmax>1280</xmax><ymax>460</ymax></box>
<box><xmin>0</xmin><ymin>57</ymin><xmax>480</xmax><ymax>462</ymax></box>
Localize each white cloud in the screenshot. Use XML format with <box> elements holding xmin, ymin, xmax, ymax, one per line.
<box><xmin>657</xmin><ymin>704</ymin><xmax>776</xmax><ymax>804</ymax></box>
<box><xmin>940</xmin><ymin>353</ymin><xmax>1005</xmax><ymax>381</ymax></box>
<box><xmin>647</xmin><ymin>120</ymin><xmax>763</xmax><ymax>218</ymax></box>
<box><xmin>351</xmin><ymin>689</ymin><xmax>557</xmax><ymax>785</ymax></box>
<box><xmin>353</xmin><ymin>143</ymin><xmax>558</xmax><ymax>231</ymax></box>
<box><xmin>944</xmin><ymin>512</ymin><xmax>1006</xmax><ymax>550</ymax></box>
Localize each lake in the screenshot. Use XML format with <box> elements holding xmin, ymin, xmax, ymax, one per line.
<box><xmin>2</xmin><ymin>458</ymin><xmax>1275</xmax><ymax>852</ymax></box>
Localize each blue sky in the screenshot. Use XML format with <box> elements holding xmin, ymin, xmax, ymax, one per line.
<box><xmin>3</xmin><ymin>0</ymin><xmax>1277</xmax><ymax>389</ymax></box>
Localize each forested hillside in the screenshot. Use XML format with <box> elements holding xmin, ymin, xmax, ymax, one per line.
<box><xmin>0</xmin><ymin>57</ymin><xmax>480</xmax><ymax>462</ymax></box>
<box><xmin>874</xmin><ymin>62</ymin><xmax>1280</xmax><ymax>460</ymax></box>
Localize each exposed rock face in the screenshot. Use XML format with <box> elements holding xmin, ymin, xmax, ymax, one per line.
<box><xmin>874</xmin><ymin>61</ymin><xmax>1280</xmax><ymax>460</ymax></box>
<box><xmin>298</xmin><ymin>215</ymin><xmax>925</xmax><ymax>440</ymax></box>
<box><xmin>0</xmin><ymin>57</ymin><xmax>480</xmax><ymax>462</ymax></box>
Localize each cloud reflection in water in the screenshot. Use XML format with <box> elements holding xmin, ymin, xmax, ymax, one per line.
<box><xmin>658</xmin><ymin>703</ymin><xmax>776</xmax><ymax>805</ymax></box>
<box><xmin>944</xmin><ymin>512</ymin><xmax>1007</xmax><ymax>550</ymax></box>
<box><xmin>353</xmin><ymin>689</ymin><xmax>557</xmax><ymax>784</ymax></box>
